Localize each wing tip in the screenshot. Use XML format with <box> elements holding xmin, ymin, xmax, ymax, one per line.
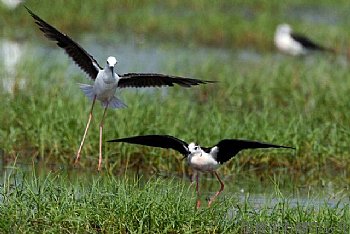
<box><xmin>24</xmin><ymin>5</ymin><xmax>38</xmax><ymax>19</ymax></box>
<box><xmin>179</xmin><ymin>79</ymin><xmax>217</xmax><ymax>88</ymax></box>
<box><xmin>106</xmin><ymin>139</ymin><xmax>120</xmax><ymax>143</ymax></box>
<box><xmin>204</xmin><ymin>80</ymin><xmax>217</xmax><ymax>84</ymax></box>
<box><xmin>24</xmin><ymin>5</ymin><xmax>31</xmax><ymax>12</ymax></box>
<box><xmin>265</xmin><ymin>143</ymin><xmax>296</xmax><ymax>150</ymax></box>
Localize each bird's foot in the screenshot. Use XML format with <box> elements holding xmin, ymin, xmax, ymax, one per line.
<box><xmin>97</xmin><ymin>155</ymin><xmax>102</xmax><ymax>171</ymax></box>
<box><xmin>207</xmin><ymin>197</ymin><xmax>215</xmax><ymax>207</ymax></box>
<box><xmin>74</xmin><ymin>154</ymin><xmax>80</xmax><ymax>165</ymax></box>
<box><xmin>196</xmin><ymin>200</ymin><xmax>201</xmax><ymax>209</ymax></box>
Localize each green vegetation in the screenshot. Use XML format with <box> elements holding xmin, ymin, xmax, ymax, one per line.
<box><xmin>1</xmin><ymin>0</ymin><xmax>350</xmax><ymax>232</ymax></box>
<box><xmin>1</xmin><ymin>0</ymin><xmax>350</xmax><ymax>51</ymax></box>
<box><xmin>1</xmin><ymin>44</ymin><xmax>349</xmax><ymax>181</ymax></box>
<box><xmin>0</xmin><ymin>169</ymin><xmax>349</xmax><ymax>233</ymax></box>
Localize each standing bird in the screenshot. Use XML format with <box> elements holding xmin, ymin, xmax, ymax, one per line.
<box><xmin>108</xmin><ymin>135</ymin><xmax>294</xmax><ymax>208</ymax></box>
<box><xmin>26</xmin><ymin>7</ymin><xmax>215</xmax><ymax>171</ymax></box>
<box><xmin>274</xmin><ymin>23</ymin><xmax>334</xmax><ymax>56</ymax></box>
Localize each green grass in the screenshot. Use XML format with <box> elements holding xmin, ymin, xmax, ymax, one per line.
<box><xmin>1</xmin><ymin>1</ymin><xmax>350</xmax><ymax>178</ymax></box>
<box><xmin>1</xmin><ymin>0</ymin><xmax>350</xmax><ymax>51</ymax></box>
<box><xmin>0</xmin><ymin>168</ymin><xmax>349</xmax><ymax>233</ymax></box>
<box><xmin>1</xmin><ymin>47</ymin><xmax>350</xmax><ymax>183</ymax></box>
<box><xmin>2</xmin><ymin>1</ymin><xmax>350</xmax><ymax>232</ymax></box>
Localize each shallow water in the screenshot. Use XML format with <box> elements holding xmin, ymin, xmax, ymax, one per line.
<box><xmin>0</xmin><ymin>34</ymin><xmax>262</xmax><ymax>98</ymax></box>
<box><xmin>1</xmin><ymin>3</ymin><xmax>350</xmax><ymax>210</ymax></box>
<box><xmin>1</xmin><ymin>157</ymin><xmax>348</xmax><ymax>210</ymax></box>
<box><xmin>1</xmin><ymin>33</ymin><xmax>349</xmax><ymax>208</ymax></box>
<box><xmin>288</xmin><ymin>5</ymin><xmax>342</xmax><ymax>25</ymax></box>
<box><xmin>0</xmin><ymin>39</ymin><xmax>27</xmax><ymax>94</ymax></box>
<box><xmin>1</xmin><ymin>0</ymin><xmax>23</xmax><ymax>9</ymax></box>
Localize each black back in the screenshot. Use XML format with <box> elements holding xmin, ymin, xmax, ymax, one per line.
<box><xmin>290</xmin><ymin>32</ymin><xmax>326</xmax><ymax>51</ymax></box>
<box><xmin>108</xmin><ymin>135</ymin><xmax>189</xmax><ymax>156</ymax></box>
<box><xmin>213</xmin><ymin>139</ymin><xmax>294</xmax><ymax>164</ymax></box>
<box><xmin>26</xmin><ymin>6</ymin><xmax>102</xmax><ymax>79</ymax></box>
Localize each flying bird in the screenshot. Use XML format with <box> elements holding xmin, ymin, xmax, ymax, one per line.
<box><xmin>108</xmin><ymin>135</ymin><xmax>294</xmax><ymax>208</ymax></box>
<box><xmin>26</xmin><ymin>7</ymin><xmax>215</xmax><ymax>171</ymax></box>
<box><xmin>274</xmin><ymin>23</ymin><xmax>334</xmax><ymax>56</ymax></box>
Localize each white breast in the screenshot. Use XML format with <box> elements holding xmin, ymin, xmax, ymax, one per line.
<box><xmin>93</xmin><ymin>70</ymin><xmax>119</xmax><ymax>101</ymax></box>
<box><xmin>274</xmin><ymin>33</ymin><xmax>305</xmax><ymax>56</ymax></box>
<box><xmin>188</xmin><ymin>151</ymin><xmax>220</xmax><ymax>172</ymax></box>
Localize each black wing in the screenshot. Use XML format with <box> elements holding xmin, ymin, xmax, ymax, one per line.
<box><xmin>26</xmin><ymin>6</ymin><xmax>102</xmax><ymax>79</ymax></box>
<box><xmin>214</xmin><ymin>139</ymin><xmax>294</xmax><ymax>164</ymax></box>
<box><xmin>107</xmin><ymin>135</ymin><xmax>189</xmax><ymax>156</ymax></box>
<box><xmin>290</xmin><ymin>32</ymin><xmax>327</xmax><ymax>51</ymax></box>
<box><xmin>117</xmin><ymin>73</ymin><xmax>216</xmax><ymax>88</ymax></box>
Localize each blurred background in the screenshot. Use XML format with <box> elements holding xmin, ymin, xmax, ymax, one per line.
<box><xmin>1</xmin><ymin>0</ymin><xmax>350</xmax><ymax>203</ymax></box>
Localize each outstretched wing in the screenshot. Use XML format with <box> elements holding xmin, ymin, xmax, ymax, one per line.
<box><xmin>214</xmin><ymin>139</ymin><xmax>294</xmax><ymax>164</ymax></box>
<box><xmin>26</xmin><ymin>6</ymin><xmax>102</xmax><ymax>79</ymax></box>
<box><xmin>107</xmin><ymin>135</ymin><xmax>189</xmax><ymax>156</ymax></box>
<box><xmin>117</xmin><ymin>73</ymin><xmax>216</xmax><ymax>88</ymax></box>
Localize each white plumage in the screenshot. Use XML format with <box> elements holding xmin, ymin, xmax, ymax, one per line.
<box><xmin>108</xmin><ymin>135</ymin><xmax>294</xmax><ymax>208</ymax></box>
<box><xmin>274</xmin><ymin>23</ymin><xmax>333</xmax><ymax>56</ymax></box>
<box><xmin>26</xmin><ymin>7</ymin><xmax>214</xmax><ymax>170</ymax></box>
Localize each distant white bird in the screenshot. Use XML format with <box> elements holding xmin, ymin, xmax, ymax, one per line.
<box><xmin>274</xmin><ymin>23</ymin><xmax>334</xmax><ymax>56</ymax></box>
<box><xmin>26</xmin><ymin>7</ymin><xmax>215</xmax><ymax>171</ymax></box>
<box><xmin>108</xmin><ymin>135</ymin><xmax>294</xmax><ymax>208</ymax></box>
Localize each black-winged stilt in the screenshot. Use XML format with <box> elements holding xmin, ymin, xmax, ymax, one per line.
<box><xmin>274</xmin><ymin>23</ymin><xmax>334</xmax><ymax>56</ymax></box>
<box><xmin>26</xmin><ymin>7</ymin><xmax>215</xmax><ymax>171</ymax></box>
<box><xmin>108</xmin><ymin>135</ymin><xmax>294</xmax><ymax>208</ymax></box>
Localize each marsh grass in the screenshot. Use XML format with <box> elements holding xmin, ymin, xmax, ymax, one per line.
<box><xmin>1</xmin><ymin>47</ymin><xmax>350</xmax><ymax>181</ymax></box>
<box><xmin>1</xmin><ymin>0</ymin><xmax>349</xmax><ymax>51</ymax></box>
<box><xmin>2</xmin><ymin>1</ymin><xmax>350</xmax><ymax>232</ymax></box>
<box><xmin>0</xmin><ymin>167</ymin><xmax>349</xmax><ymax>233</ymax></box>
<box><xmin>2</xmin><ymin>1</ymin><xmax>350</xmax><ymax>177</ymax></box>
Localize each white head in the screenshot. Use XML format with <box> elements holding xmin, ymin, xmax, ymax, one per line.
<box><xmin>188</xmin><ymin>142</ymin><xmax>201</xmax><ymax>154</ymax></box>
<box><xmin>276</xmin><ymin>24</ymin><xmax>292</xmax><ymax>35</ymax></box>
<box><xmin>106</xmin><ymin>56</ymin><xmax>118</xmax><ymax>68</ymax></box>
<box><xmin>275</xmin><ymin>23</ymin><xmax>305</xmax><ymax>55</ymax></box>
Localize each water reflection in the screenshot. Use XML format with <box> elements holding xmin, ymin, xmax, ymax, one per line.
<box><xmin>80</xmin><ymin>35</ymin><xmax>234</xmax><ymax>73</ymax></box>
<box><xmin>238</xmin><ymin>193</ymin><xmax>349</xmax><ymax>210</ymax></box>
<box><xmin>1</xmin><ymin>0</ymin><xmax>24</xmax><ymax>9</ymax></box>
<box><xmin>288</xmin><ymin>6</ymin><xmax>340</xmax><ymax>25</ymax></box>
<box><xmin>0</xmin><ymin>39</ymin><xmax>27</xmax><ymax>94</ymax></box>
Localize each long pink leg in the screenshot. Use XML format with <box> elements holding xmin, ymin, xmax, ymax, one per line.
<box><xmin>98</xmin><ymin>104</ymin><xmax>109</xmax><ymax>171</ymax></box>
<box><xmin>75</xmin><ymin>96</ymin><xmax>97</xmax><ymax>164</ymax></box>
<box><xmin>195</xmin><ymin>173</ymin><xmax>201</xmax><ymax>208</ymax></box>
<box><xmin>208</xmin><ymin>171</ymin><xmax>225</xmax><ymax>207</ymax></box>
